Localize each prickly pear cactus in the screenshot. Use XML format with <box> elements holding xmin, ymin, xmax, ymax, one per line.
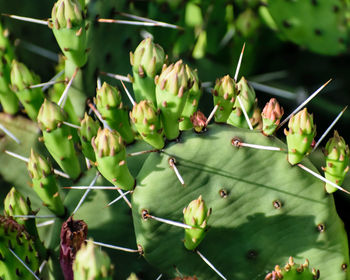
<box><xmin>0</xmin><ymin>1</ymin><xmax>350</xmax><ymax>280</ymax></box>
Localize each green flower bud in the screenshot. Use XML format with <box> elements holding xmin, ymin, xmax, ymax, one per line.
<box><xmin>180</xmin><ymin>65</ymin><xmax>202</xmax><ymax>131</ymax></box>
<box><xmin>213</xmin><ymin>75</ymin><xmax>237</xmax><ymax>123</ymax></box>
<box><xmin>265</xmin><ymin>257</ymin><xmax>319</xmax><ymax>280</ymax></box>
<box><xmin>284</xmin><ymin>108</ymin><xmax>316</xmax><ymax>165</ymax></box>
<box><xmin>95</xmin><ymin>82</ymin><xmax>134</xmax><ymax>144</ymax></box>
<box><xmin>130</xmin><ymin>100</ymin><xmax>164</xmax><ymax>149</ymax></box>
<box><xmin>73</xmin><ymin>239</ymin><xmax>114</xmax><ymax>280</ymax></box>
<box><xmin>156</xmin><ymin>60</ymin><xmax>192</xmax><ymax>140</ymax></box>
<box><xmin>51</xmin><ymin>0</ymin><xmax>83</xmax><ymax>29</ymax></box>
<box><xmin>183</xmin><ymin>195</ymin><xmax>211</xmax><ymax>250</ymax></box>
<box><xmin>130</xmin><ymin>37</ymin><xmax>165</xmax><ymax>79</ymax></box>
<box><xmin>79</xmin><ymin>113</ymin><xmax>100</xmax><ymax>161</ymax></box>
<box><xmin>37</xmin><ymin>99</ymin><xmax>67</xmax><ymax>131</ymax></box>
<box><xmin>227</xmin><ymin>76</ymin><xmax>256</xmax><ymax>128</ymax></box>
<box><xmin>92</xmin><ymin>128</ymin><xmax>134</xmax><ymax>190</ymax></box>
<box><xmin>323</xmin><ymin>131</ymin><xmax>350</xmax><ymax>193</ymax></box>
<box><xmin>10</xmin><ymin>60</ymin><xmax>44</xmax><ymax>120</ymax></box>
<box><xmin>50</xmin><ymin>0</ymin><xmax>88</xmax><ymax>67</ymax></box>
<box><xmin>27</xmin><ymin>149</ymin><xmax>65</xmax><ymax>216</ymax></box>
<box><xmin>262</xmin><ymin>98</ymin><xmax>284</xmax><ymax>135</ymax></box>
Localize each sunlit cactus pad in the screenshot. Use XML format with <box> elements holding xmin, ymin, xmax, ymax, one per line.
<box><xmin>132</xmin><ymin>124</ymin><xmax>349</xmax><ymax>279</ymax></box>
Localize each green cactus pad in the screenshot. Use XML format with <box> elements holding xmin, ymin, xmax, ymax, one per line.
<box><xmin>92</xmin><ymin>128</ymin><xmax>135</xmax><ymax>190</ymax></box>
<box><xmin>10</xmin><ymin>60</ymin><xmax>44</xmax><ymax>121</ymax></box>
<box><xmin>285</xmin><ymin>108</ymin><xmax>316</xmax><ymax>165</ymax></box>
<box><xmin>266</xmin><ymin>0</ymin><xmax>348</xmax><ymax>55</ymax></box>
<box><xmin>323</xmin><ymin>131</ymin><xmax>350</xmax><ymax>193</ymax></box>
<box><xmin>179</xmin><ymin>66</ymin><xmax>202</xmax><ymax>131</ymax></box>
<box><xmin>265</xmin><ymin>257</ymin><xmax>319</xmax><ymax>280</ymax></box>
<box><xmin>227</xmin><ymin>77</ymin><xmax>256</xmax><ymax>128</ymax></box>
<box><xmin>213</xmin><ymin>75</ymin><xmax>237</xmax><ymax>123</ymax></box>
<box><xmin>50</xmin><ymin>0</ymin><xmax>88</xmax><ymax>67</ymax></box>
<box><xmin>73</xmin><ymin>239</ymin><xmax>114</xmax><ymax>280</ymax></box>
<box><xmin>132</xmin><ymin>124</ymin><xmax>349</xmax><ymax>279</ymax></box>
<box><xmin>130</xmin><ymin>100</ymin><xmax>164</xmax><ymax>149</ymax></box>
<box><xmin>155</xmin><ymin>60</ymin><xmax>192</xmax><ymax>140</ymax></box>
<box><xmin>95</xmin><ymin>82</ymin><xmax>135</xmax><ymax>144</ymax></box>
<box><xmin>37</xmin><ymin>99</ymin><xmax>81</xmax><ymax>179</ymax></box>
<box><xmin>79</xmin><ymin>113</ymin><xmax>100</xmax><ymax>161</ymax></box>
<box><xmin>0</xmin><ymin>216</ymin><xmax>40</xmax><ymax>280</ymax></box>
<box><xmin>130</xmin><ymin>37</ymin><xmax>165</xmax><ymax>104</ymax></box>
<box><xmin>27</xmin><ymin>149</ymin><xmax>65</xmax><ymax>216</ymax></box>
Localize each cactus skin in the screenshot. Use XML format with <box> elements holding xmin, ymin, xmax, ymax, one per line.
<box><xmin>0</xmin><ymin>27</ymin><xmax>19</xmax><ymax>115</ymax></box>
<box><xmin>179</xmin><ymin>66</ymin><xmax>202</xmax><ymax>131</ymax></box>
<box><xmin>130</xmin><ymin>100</ymin><xmax>164</xmax><ymax>149</ymax></box>
<box><xmin>92</xmin><ymin>128</ymin><xmax>135</xmax><ymax>190</ymax></box>
<box><xmin>155</xmin><ymin>60</ymin><xmax>192</xmax><ymax>140</ymax></box>
<box><xmin>50</xmin><ymin>0</ymin><xmax>88</xmax><ymax>67</ymax></box>
<box><xmin>322</xmin><ymin>131</ymin><xmax>350</xmax><ymax>193</ymax></box>
<box><xmin>73</xmin><ymin>239</ymin><xmax>114</xmax><ymax>280</ymax></box>
<box><xmin>0</xmin><ymin>216</ymin><xmax>40</xmax><ymax>280</ymax></box>
<box><xmin>27</xmin><ymin>149</ymin><xmax>65</xmax><ymax>216</ymax></box>
<box><xmin>3</xmin><ymin>187</ymin><xmax>47</xmax><ymax>260</ymax></box>
<box><xmin>262</xmin><ymin>98</ymin><xmax>284</xmax><ymax>135</ymax></box>
<box><xmin>284</xmin><ymin>108</ymin><xmax>316</xmax><ymax>165</ymax></box>
<box><xmin>183</xmin><ymin>195</ymin><xmax>211</xmax><ymax>251</ymax></box>
<box><xmin>130</xmin><ymin>37</ymin><xmax>166</xmax><ymax>105</ymax></box>
<box><xmin>37</xmin><ymin>99</ymin><xmax>81</xmax><ymax>179</ymax></box>
<box><xmin>95</xmin><ymin>82</ymin><xmax>135</xmax><ymax>144</ymax></box>
<box><xmin>265</xmin><ymin>257</ymin><xmax>319</xmax><ymax>280</ymax></box>
<box><xmin>266</xmin><ymin>0</ymin><xmax>348</xmax><ymax>55</ymax></box>
<box><xmin>132</xmin><ymin>124</ymin><xmax>349</xmax><ymax>279</ymax></box>
<box><xmin>60</xmin><ymin>216</ymin><xmax>88</xmax><ymax>280</ymax></box>
<box><xmin>10</xmin><ymin>60</ymin><xmax>44</xmax><ymax>121</ymax></box>
<box><xmin>227</xmin><ymin>76</ymin><xmax>256</xmax><ymax>128</ymax></box>
<box><xmin>212</xmin><ymin>75</ymin><xmax>237</xmax><ymax>123</ymax></box>
<box><xmin>79</xmin><ymin>113</ymin><xmax>100</xmax><ymax>162</ymax></box>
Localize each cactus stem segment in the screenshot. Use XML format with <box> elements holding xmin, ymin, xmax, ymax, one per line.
<box><xmin>237</xmin><ymin>95</ymin><xmax>253</xmax><ymax>130</ymax></box>
<box><xmin>107</xmin><ymin>190</ymin><xmax>131</xmax><ymax>207</ymax></box>
<box><xmin>64</xmin><ymin>186</ymin><xmax>120</xmax><ymax>190</ymax></box>
<box><xmin>87</xmin><ymin>100</ymin><xmax>113</xmax><ymax>131</ymax></box>
<box><xmin>29</xmin><ymin>79</ymin><xmax>65</xmax><ymax>89</ymax></box>
<box><xmin>62</xmin><ymin>121</ymin><xmax>81</xmax><ymax>129</ymax></box>
<box><xmin>234</xmin><ymin>42</ymin><xmax>245</xmax><ymax>82</ymax></box>
<box><xmin>87</xmin><ymin>240</ymin><xmax>140</xmax><ymax>253</ymax></box>
<box><xmin>97</xmin><ymin>18</ymin><xmax>182</xmax><ymax>30</ymax></box>
<box><xmin>37</xmin><ymin>219</ymin><xmax>55</xmax><ymax>227</ymax></box>
<box><xmin>297</xmin><ymin>163</ymin><xmax>350</xmax><ymax>194</ymax></box>
<box><xmin>72</xmin><ymin>173</ymin><xmax>99</xmax><ymax>215</ymax></box>
<box><xmin>128</xmin><ymin>149</ymin><xmax>159</xmax><ymax>157</ymax></box>
<box><xmin>196</xmin><ymin>250</ymin><xmax>227</xmax><ymax>280</ymax></box>
<box><xmin>142</xmin><ymin>210</ymin><xmax>192</xmax><ymax>229</ymax></box>
<box><xmin>8</xmin><ymin>248</ymin><xmax>41</xmax><ymax>280</ymax></box>
<box><xmin>2</xmin><ymin>13</ymin><xmax>48</xmax><ymax>26</ymax></box>
<box><xmin>312</xmin><ymin>106</ymin><xmax>348</xmax><ymax>151</ymax></box>
<box><xmin>120</xmin><ymin>80</ymin><xmax>136</xmax><ymax>106</ymax></box>
<box><xmin>279</xmin><ymin>79</ymin><xmax>332</xmax><ymax>129</ymax></box>
<box><xmin>0</xmin><ymin>124</ymin><xmax>21</xmax><ymax>144</ymax></box>
<box><xmin>4</xmin><ymin>150</ymin><xmax>70</xmax><ymax>178</ymax></box>
<box><xmin>100</xmin><ymin>71</ymin><xmax>131</xmax><ymax>83</ymax></box>
<box><xmin>57</xmin><ymin>67</ymin><xmax>79</xmax><ymax>108</ymax></box>
<box><xmin>169</xmin><ymin>157</ymin><xmax>185</xmax><ymax>186</ymax></box>
<box><xmin>231</xmin><ymin>138</ymin><xmax>284</xmax><ymax>151</ymax></box>
<box><xmin>206</xmin><ymin>104</ymin><xmax>219</xmax><ymax>126</ymax></box>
